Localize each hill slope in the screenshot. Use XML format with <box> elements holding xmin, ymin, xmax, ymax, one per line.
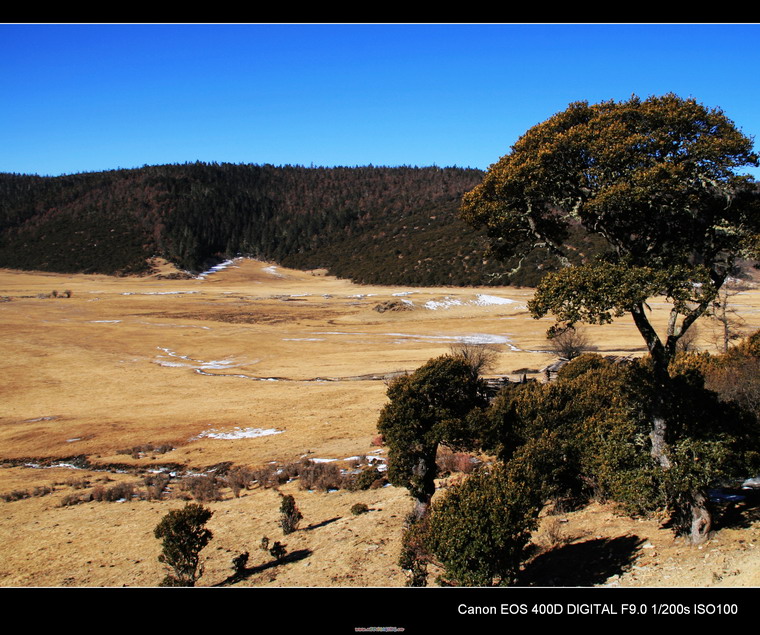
<box><xmin>0</xmin><ymin>163</ymin><xmax>593</xmax><ymax>286</ymax></box>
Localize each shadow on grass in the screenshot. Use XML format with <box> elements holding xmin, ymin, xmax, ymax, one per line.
<box><xmin>302</xmin><ymin>516</ymin><xmax>341</xmax><ymax>531</ymax></box>
<box><xmin>214</xmin><ymin>548</ymin><xmax>313</xmax><ymax>587</ymax></box>
<box><xmin>516</xmin><ymin>535</ymin><xmax>645</xmax><ymax>587</ymax></box>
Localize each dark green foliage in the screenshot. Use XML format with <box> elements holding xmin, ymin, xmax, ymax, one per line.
<box><xmin>154</xmin><ymin>503</ymin><xmax>213</xmax><ymax>587</ymax></box>
<box><xmin>269</xmin><ymin>541</ymin><xmax>287</xmax><ymax>561</ymax></box>
<box><xmin>461</xmin><ymin>95</ymin><xmax>760</xmax><ymax>543</ymax></box>
<box><xmin>377</xmin><ymin>355</ymin><xmax>490</xmax><ymax>515</ymax></box>
<box><xmin>231</xmin><ymin>551</ymin><xmax>249</xmax><ymax>574</ymax></box>
<box><xmin>425</xmin><ymin>454</ymin><xmax>547</xmax><ymax>586</ymax></box>
<box><xmin>350</xmin><ymin>502</ymin><xmax>370</xmax><ymax>515</ymax></box>
<box><xmin>279</xmin><ymin>493</ymin><xmax>302</xmax><ymax>535</ymax></box>
<box><xmin>0</xmin><ymin>164</ymin><xmax>514</xmax><ymax>285</ymax></box>
<box><xmin>349</xmin><ymin>466</ymin><xmax>384</xmax><ymax>491</ymax></box>
<box><xmin>484</xmin><ymin>350</ymin><xmax>760</xmax><ymax>528</ymax></box>
<box><xmin>398</xmin><ymin>512</ymin><xmax>432</xmax><ymax>587</ymax></box>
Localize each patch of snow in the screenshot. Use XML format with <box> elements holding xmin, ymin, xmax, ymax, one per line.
<box><xmin>122</xmin><ymin>291</ymin><xmax>199</xmax><ymax>295</ymax></box>
<box><xmin>196</xmin><ymin>259</ymin><xmax>237</xmax><ymax>278</ymax></box>
<box><xmin>473</xmin><ymin>294</ymin><xmax>518</xmax><ymax>306</ymax></box>
<box><xmin>155</xmin><ymin>347</ymin><xmax>244</xmax><ymax>371</ymax></box>
<box><xmin>262</xmin><ymin>265</ymin><xmax>284</xmax><ymax>277</ymax></box>
<box><xmin>386</xmin><ymin>333</ymin><xmax>511</xmax><ymax>346</ymax></box>
<box><xmin>423</xmin><ymin>294</ymin><xmax>524</xmax><ymax>311</ymax></box>
<box><xmin>424</xmin><ymin>297</ymin><xmax>463</xmax><ymax>310</ymax></box>
<box><xmin>195</xmin><ymin>427</ymin><xmax>283</xmax><ymax>440</ymax></box>
<box><xmin>90</xmin><ymin>320</ymin><xmax>121</xmax><ymax>323</ymax></box>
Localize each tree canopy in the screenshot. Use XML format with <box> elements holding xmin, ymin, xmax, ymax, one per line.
<box><xmin>377</xmin><ymin>354</ymin><xmax>489</xmax><ymax>518</ymax></box>
<box><xmin>462</xmin><ymin>94</ymin><xmax>759</xmax><ymax>367</ymax></box>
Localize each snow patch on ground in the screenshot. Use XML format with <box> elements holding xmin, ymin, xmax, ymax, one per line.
<box><xmin>154</xmin><ymin>347</ymin><xmax>245</xmax><ymax>370</ymax></box>
<box><xmin>194</xmin><ymin>427</ymin><xmax>283</xmax><ymax>440</ymax></box>
<box><xmin>121</xmin><ymin>291</ymin><xmax>199</xmax><ymax>296</ymax></box>
<box><xmin>423</xmin><ymin>294</ymin><xmax>525</xmax><ymax>311</ymax></box>
<box><xmin>386</xmin><ymin>332</ymin><xmax>513</xmax><ymax>346</ymax></box>
<box><xmin>473</xmin><ymin>294</ymin><xmax>519</xmax><ymax>306</ymax></box>
<box><xmin>196</xmin><ymin>259</ymin><xmax>237</xmax><ymax>278</ymax></box>
<box><xmin>262</xmin><ymin>265</ymin><xmax>284</xmax><ymax>277</ymax></box>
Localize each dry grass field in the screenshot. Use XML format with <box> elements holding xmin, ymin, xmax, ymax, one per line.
<box><xmin>1</xmin><ymin>258</ymin><xmax>760</xmax><ymax>588</ymax></box>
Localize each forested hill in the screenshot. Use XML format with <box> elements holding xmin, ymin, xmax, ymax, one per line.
<box><xmin>0</xmin><ymin>163</ymin><xmax>587</xmax><ymax>286</ymax></box>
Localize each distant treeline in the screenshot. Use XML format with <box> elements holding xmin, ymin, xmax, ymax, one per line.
<box><xmin>0</xmin><ymin>162</ymin><xmax>599</xmax><ymax>286</ymax></box>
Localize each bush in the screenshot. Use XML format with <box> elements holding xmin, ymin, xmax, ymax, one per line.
<box><xmin>91</xmin><ymin>481</ymin><xmax>135</xmax><ymax>502</ymax></box>
<box><xmin>350</xmin><ymin>502</ymin><xmax>370</xmax><ymax>515</ymax></box>
<box><xmin>436</xmin><ymin>449</ymin><xmax>477</xmax><ymax>476</ymax></box>
<box><xmin>547</xmin><ymin>326</ymin><xmax>590</xmax><ymax>360</ymax></box>
<box><xmin>425</xmin><ymin>458</ymin><xmax>544</xmax><ymax>587</ymax></box>
<box><xmin>349</xmin><ymin>466</ymin><xmax>384</xmax><ymax>491</ymax></box>
<box><xmin>297</xmin><ymin>460</ymin><xmax>346</xmax><ymax>491</ymax></box>
<box><xmin>154</xmin><ymin>503</ymin><xmax>213</xmax><ymax>587</ymax></box>
<box><xmin>142</xmin><ymin>474</ymin><xmax>171</xmax><ymax>501</ymax></box>
<box><xmin>226</xmin><ymin>466</ymin><xmax>255</xmax><ymax>497</ymax></box>
<box><xmin>182</xmin><ymin>475</ymin><xmax>223</xmax><ymax>502</ymax></box>
<box><xmin>279</xmin><ymin>493</ymin><xmax>302</xmax><ymax>535</ymax></box>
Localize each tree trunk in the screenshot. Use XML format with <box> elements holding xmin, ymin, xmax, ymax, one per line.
<box><xmin>687</xmin><ymin>490</ymin><xmax>712</xmax><ymax>545</ymax></box>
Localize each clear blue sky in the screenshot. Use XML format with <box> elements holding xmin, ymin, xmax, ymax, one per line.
<box><xmin>2</xmin><ymin>23</ymin><xmax>760</xmax><ymax>178</ymax></box>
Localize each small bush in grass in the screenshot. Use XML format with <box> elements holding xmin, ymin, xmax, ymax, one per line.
<box><xmin>182</xmin><ymin>475</ymin><xmax>223</xmax><ymax>502</ymax></box>
<box><xmin>297</xmin><ymin>460</ymin><xmax>346</xmax><ymax>491</ymax></box>
<box><xmin>260</xmin><ymin>536</ymin><xmax>288</xmax><ymax>561</ymax></box>
<box><xmin>91</xmin><ymin>481</ymin><xmax>135</xmax><ymax>502</ymax></box>
<box><xmin>349</xmin><ymin>466</ymin><xmax>384</xmax><ymax>491</ymax></box>
<box><xmin>226</xmin><ymin>466</ymin><xmax>255</xmax><ymax>497</ymax></box>
<box><xmin>1</xmin><ymin>486</ymin><xmax>54</xmax><ymax>502</ymax></box>
<box><xmin>252</xmin><ymin>464</ymin><xmax>289</xmax><ymax>488</ymax></box>
<box><xmin>351</xmin><ymin>502</ymin><xmax>370</xmax><ymax>515</ymax></box>
<box><xmin>279</xmin><ymin>493</ymin><xmax>303</xmax><ymax>535</ymax></box>
<box><xmin>154</xmin><ymin>503</ymin><xmax>213</xmax><ymax>587</ymax></box>
<box><xmin>231</xmin><ymin>551</ymin><xmax>249</xmax><ymax>574</ymax></box>
<box><xmin>142</xmin><ymin>473</ymin><xmax>171</xmax><ymax>501</ymax></box>
<box><xmin>270</xmin><ymin>541</ymin><xmax>287</xmax><ymax>561</ymax></box>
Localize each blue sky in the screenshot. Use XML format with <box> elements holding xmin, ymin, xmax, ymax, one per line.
<box><xmin>2</xmin><ymin>23</ymin><xmax>760</xmax><ymax>178</ymax></box>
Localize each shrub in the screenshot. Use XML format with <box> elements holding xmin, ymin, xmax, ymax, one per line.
<box><xmin>142</xmin><ymin>473</ymin><xmax>171</xmax><ymax>501</ymax></box>
<box><xmin>182</xmin><ymin>475</ymin><xmax>223</xmax><ymax>502</ymax></box>
<box><xmin>349</xmin><ymin>466</ymin><xmax>384</xmax><ymax>491</ymax></box>
<box><xmin>226</xmin><ymin>466</ymin><xmax>255</xmax><ymax>497</ymax></box>
<box><xmin>91</xmin><ymin>481</ymin><xmax>135</xmax><ymax>502</ymax></box>
<box><xmin>297</xmin><ymin>460</ymin><xmax>346</xmax><ymax>491</ymax></box>
<box><xmin>154</xmin><ymin>503</ymin><xmax>213</xmax><ymax>587</ymax></box>
<box><xmin>350</xmin><ymin>502</ymin><xmax>370</xmax><ymax>515</ymax></box>
<box><xmin>231</xmin><ymin>551</ymin><xmax>249</xmax><ymax>574</ymax></box>
<box><xmin>436</xmin><ymin>449</ymin><xmax>477</xmax><ymax>476</ymax></box>
<box><xmin>398</xmin><ymin>512</ymin><xmax>431</xmax><ymax>587</ymax></box>
<box><xmin>425</xmin><ymin>451</ymin><xmax>546</xmax><ymax>586</ymax></box>
<box><xmin>279</xmin><ymin>493</ymin><xmax>302</xmax><ymax>535</ymax></box>
<box><xmin>547</xmin><ymin>326</ymin><xmax>590</xmax><ymax>360</ymax></box>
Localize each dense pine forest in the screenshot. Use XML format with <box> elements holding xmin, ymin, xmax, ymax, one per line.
<box><xmin>0</xmin><ymin>163</ymin><xmax>602</xmax><ymax>286</ymax></box>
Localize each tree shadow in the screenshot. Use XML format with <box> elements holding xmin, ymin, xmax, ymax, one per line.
<box><xmin>302</xmin><ymin>516</ymin><xmax>341</xmax><ymax>531</ymax></box>
<box><xmin>213</xmin><ymin>549</ymin><xmax>313</xmax><ymax>587</ymax></box>
<box><xmin>711</xmin><ymin>487</ymin><xmax>760</xmax><ymax>531</ymax></box>
<box><xmin>516</xmin><ymin>535</ymin><xmax>645</xmax><ymax>587</ymax></box>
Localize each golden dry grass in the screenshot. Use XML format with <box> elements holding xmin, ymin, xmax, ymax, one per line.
<box><xmin>1</xmin><ymin>258</ymin><xmax>759</xmax><ymax>588</ymax></box>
